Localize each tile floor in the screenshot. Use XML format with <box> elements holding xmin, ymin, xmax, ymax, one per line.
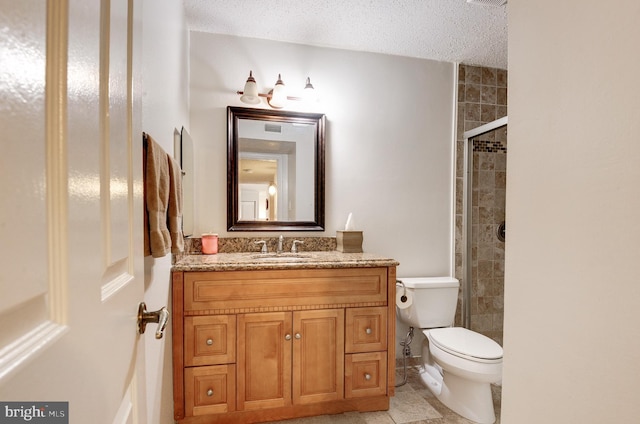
<box><xmin>267</xmin><ymin>364</ymin><xmax>501</xmax><ymax>424</ymax></box>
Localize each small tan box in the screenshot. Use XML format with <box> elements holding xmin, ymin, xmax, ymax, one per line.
<box><xmin>336</xmin><ymin>230</ymin><xmax>363</xmax><ymax>253</ymax></box>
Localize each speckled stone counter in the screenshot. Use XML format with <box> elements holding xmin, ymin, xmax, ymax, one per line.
<box><xmin>172</xmin><ymin>251</ymin><xmax>399</xmax><ymax>272</ymax></box>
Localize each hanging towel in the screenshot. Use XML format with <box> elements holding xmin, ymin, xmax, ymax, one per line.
<box><xmin>143</xmin><ymin>133</ymin><xmax>171</xmax><ymax>258</ymax></box>
<box><xmin>167</xmin><ymin>154</ymin><xmax>184</xmax><ymax>254</ymax></box>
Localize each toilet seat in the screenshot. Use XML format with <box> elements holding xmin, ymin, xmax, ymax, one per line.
<box><xmin>427</xmin><ymin>327</ymin><xmax>503</xmax><ymax>363</ymax></box>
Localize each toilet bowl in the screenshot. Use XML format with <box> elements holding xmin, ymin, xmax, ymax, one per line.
<box><xmin>396</xmin><ymin>277</ymin><xmax>503</xmax><ymax>424</ymax></box>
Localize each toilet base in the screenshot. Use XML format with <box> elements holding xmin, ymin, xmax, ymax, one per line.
<box><xmin>419</xmin><ymin>366</ymin><xmax>496</xmax><ymax>424</ymax></box>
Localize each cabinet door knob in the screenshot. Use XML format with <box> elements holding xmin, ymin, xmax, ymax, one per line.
<box><xmin>365</xmin><ymin>327</ymin><xmax>372</xmax><ymax>334</ymax></box>
<box><xmin>285</xmin><ymin>334</ymin><xmax>292</xmax><ymax>341</ymax></box>
<box><xmin>206</xmin><ymin>338</ymin><xmax>213</xmax><ymax>345</ymax></box>
<box><xmin>364</xmin><ymin>373</ymin><xmax>371</xmax><ymax>381</ymax></box>
<box><xmin>206</xmin><ymin>389</ymin><xmax>214</xmax><ymax>396</ymax></box>
<box><xmin>295</xmin><ymin>333</ymin><xmax>301</xmax><ymax>339</ymax></box>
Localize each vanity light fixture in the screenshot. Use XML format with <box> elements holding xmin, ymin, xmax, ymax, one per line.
<box><xmin>239</xmin><ymin>71</ymin><xmax>260</xmax><ymax>104</ymax></box>
<box><xmin>237</xmin><ymin>71</ymin><xmax>316</xmax><ymax>109</ymax></box>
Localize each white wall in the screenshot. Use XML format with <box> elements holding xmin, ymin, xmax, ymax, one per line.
<box><xmin>189</xmin><ymin>33</ymin><xmax>456</xmax><ymax>278</ymax></box>
<box><xmin>141</xmin><ymin>1</ymin><xmax>189</xmax><ymax>423</ymax></box>
<box><xmin>503</xmin><ymin>1</ymin><xmax>640</xmax><ymax>422</ymax></box>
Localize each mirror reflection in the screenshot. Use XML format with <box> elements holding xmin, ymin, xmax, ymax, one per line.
<box><xmin>227</xmin><ymin>107</ymin><xmax>325</xmax><ymax>231</ymax></box>
<box><xmin>238</xmin><ymin>120</ymin><xmax>315</xmax><ymax>221</ymax></box>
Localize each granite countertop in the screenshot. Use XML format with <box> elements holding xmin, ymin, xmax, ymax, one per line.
<box><xmin>172</xmin><ymin>251</ymin><xmax>399</xmax><ymax>272</ymax></box>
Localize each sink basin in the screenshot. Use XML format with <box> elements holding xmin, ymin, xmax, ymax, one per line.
<box><xmin>250</xmin><ymin>253</ymin><xmax>311</xmax><ymax>262</ymax></box>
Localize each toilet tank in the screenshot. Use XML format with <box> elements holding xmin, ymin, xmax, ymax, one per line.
<box><xmin>396</xmin><ymin>277</ymin><xmax>460</xmax><ymax>328</ymax></box>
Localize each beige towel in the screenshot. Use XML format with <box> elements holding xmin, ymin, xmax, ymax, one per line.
<box><xmin>143</xmin><ymin>134</ymin><xmax>171</xmax><ymax>258</ymax></box>
<box><xmin>167</xmin><ymin>154</ymin><xmax>184</xmax><ymax>254</ymax></box>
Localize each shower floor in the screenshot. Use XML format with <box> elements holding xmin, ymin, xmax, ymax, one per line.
<box><xmin>266</xmin><ymin>363</ymin><xmax>502</xmax><ymax>424</ymax></box>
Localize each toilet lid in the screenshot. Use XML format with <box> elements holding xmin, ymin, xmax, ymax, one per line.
<box><xmin>428</xmin><ymin>327</ymin><xmax>503</xmax><ymax>361</ymax></box>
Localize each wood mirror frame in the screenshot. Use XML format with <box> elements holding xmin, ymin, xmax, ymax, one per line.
<box><xmin>227</xmin><ymin>106</ymin><xmax>326</xmax><ymax>231</ymax></box>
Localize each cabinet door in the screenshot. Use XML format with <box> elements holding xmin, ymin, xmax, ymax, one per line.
<box><xmin>293</xmin><ymin>309</ymin><xmax>345</xmax><ymax>405</ymax></box>
<box><xmin>237</xmin><ymin>312</ymin><xmax>293</xmax><ymax>411</ymax></box>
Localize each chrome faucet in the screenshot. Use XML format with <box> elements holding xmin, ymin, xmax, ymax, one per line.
<box><xmin>277</xmin><ymin>235</ymin><xmax>284</xmax><ymax>254</ymax></box>
<box><xmin>255</xmin><ymin>240</ymin><xmax>267</xmax><ymax>254</ymax></box>
<box><xmin>291</xmin><ymin>240</ymin><xmax>304</xmax><ymax>253</ymax></box>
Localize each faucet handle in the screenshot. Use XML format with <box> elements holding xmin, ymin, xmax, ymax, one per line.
<box><xmin>254</xmin><ymin>240</ymin><xmax>267</xmax><ymax>254</ymax></box>
<box><xmin>291</xmin><ymin>240</ymin><xmax>304</xmax><ymax>253</ymax></box>
<box><xmin>277</xmin><ymin>235</ymin><xmax>285</xmax><ymax>253</ymax></box>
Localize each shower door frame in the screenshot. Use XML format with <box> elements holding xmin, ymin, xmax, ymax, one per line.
<box><xmin>462</xmin><ymin>115</ymin><xmax>508</xmax><ymax>329</ymax></box>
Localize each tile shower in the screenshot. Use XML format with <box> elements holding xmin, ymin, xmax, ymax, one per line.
<box><xmin>455</xmin><ymin>64</ymin><xmax>507</xmax><ymax>345</ymax></box>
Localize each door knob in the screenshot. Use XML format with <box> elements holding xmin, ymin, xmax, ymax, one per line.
<box><xmin>137</xmin><ymin>302</ymin><xmax>169</xmax><ymax>339</ymax></box>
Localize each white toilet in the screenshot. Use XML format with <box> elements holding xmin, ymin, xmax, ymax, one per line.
<box><xmin>396</xmin><ymin>277</ymin><xmax>503</xmax><ymax>424</ymax></box>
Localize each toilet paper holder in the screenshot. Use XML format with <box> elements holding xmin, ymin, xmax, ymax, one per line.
<box><xmin>396</xmin><ymin>280</ymin><xmax>408</xmax><ymax>303</ymax></box>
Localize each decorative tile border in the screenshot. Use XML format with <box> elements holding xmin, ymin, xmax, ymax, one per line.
<box><xmin>473</xmin><ymin>139</ymin><xmax>507</xmax><ymax>153</ymax></box>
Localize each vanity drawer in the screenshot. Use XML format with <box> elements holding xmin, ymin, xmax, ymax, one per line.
<box><xmin>184</xmin><ymin>268</ymin><xmax>388</xmax><ymax>312</ymax></box>
<box><xmin>345</xmin><ymin>306</ymin><xmax>387</xmax><ymax>353</ymax></box>
<box><xmin>184</xmin><ymin>315</ymin><xmax>236</xmax><ymax>366</ymax></box>
<box><xmin>185</xmin><ymin>364</ymin><xmax>236</xmax><ymax>416</ymax></box>
<box><xmin>345</xmin><ymin>352</ymin><xmax>387</xmax><ymax>399</ymax></box>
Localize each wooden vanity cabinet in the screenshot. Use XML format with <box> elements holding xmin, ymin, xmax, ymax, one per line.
<box><xmin>172</xmin><ymin>266</ymin><xmax>396</xmax><ymax>423</ymax></box>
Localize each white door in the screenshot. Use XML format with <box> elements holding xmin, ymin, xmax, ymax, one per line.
<box><xmin>0</xmin><ymin>1</ymin><xmax>149</xmax><ymax>423</ymax></box>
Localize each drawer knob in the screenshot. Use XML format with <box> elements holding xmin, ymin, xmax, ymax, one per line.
<box><xmin>364</xmin><ymin>373</ymin><xmax>371</xmax><ymax>381</ymax></box>
<box><xmin>206</xmin><ymin>389</ymin><xmax>214</xmax><ymax>397</ymax></box>
<box><xmin>285</xmin><ymin>334</ymin><xmax>292</xmax><ymax>341</ymax></box>
<box><xmin>295</xmin><ymin>333</ymin><xmax>301</xmax><ymax>339</ymax></box>
<box><xmin>206</xmin><ymin>338</ymin><xmax>213</xmax><ymax>346</ymax></box>
<box><xmin>365</xmin><ymin>327</ymin><xmax>372</xmax><ymax>335</ymax></box>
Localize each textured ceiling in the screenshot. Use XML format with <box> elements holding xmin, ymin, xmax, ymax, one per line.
<box><xmin>183</xmin><ymin>0</ymin><xmax>508</xmax><ymax>69</ymax></box>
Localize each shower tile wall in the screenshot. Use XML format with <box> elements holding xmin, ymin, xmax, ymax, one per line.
<box><xmin>455</xmin><ymin>64</ymin><xmax>507</xmax><ymax>345</ymax></box>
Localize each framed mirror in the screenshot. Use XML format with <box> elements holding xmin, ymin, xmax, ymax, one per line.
<box><xmin>227</xmin><ymin>106</ymin><xmax>326</xmax><ymax>231</ymax></box>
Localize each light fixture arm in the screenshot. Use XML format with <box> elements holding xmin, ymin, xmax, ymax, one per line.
<box><xmin>235</xmin><ymin>90</ymin><xmax>306</xmax><ymax>102</ymax></box>
<box><xmin>237</xmin><ymin>72</ymin><xmax>316</xmax><ymax>108</ymax></box>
